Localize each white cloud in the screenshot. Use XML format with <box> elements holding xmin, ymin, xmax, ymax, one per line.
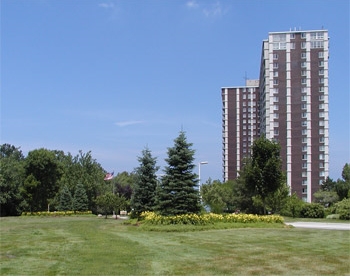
<box><xmin>186</xmin><ymin>1</ymin><xmax>226</xmax><ymax>18</ymax></box>
<box><xmin>186</xmin><ymin>0</ymin><xmax>199</xmax><ymax>9</ymax></box>
<box><xmin>203</xmin><ymin>2</ymin><xmax>223</xmax><ymax>17</ymax></box>
<box><xmin>114</xmin><ymin>120</ymin><xmax>144</xmax><ymax>127</ymax></box>
<box><xmin>98</xmin><ymin>2</ymin><xmax>115</xmax><ymax>9</ymax></box>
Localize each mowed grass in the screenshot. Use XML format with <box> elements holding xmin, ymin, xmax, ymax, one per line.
<box><xmin>0</xmin><ymin>216</ymin><xmax>349</xmax><ymax>275</ymax></box>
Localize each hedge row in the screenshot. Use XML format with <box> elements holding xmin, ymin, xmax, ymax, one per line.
<box><xmin>140</xmin><ymin>211</ymin><xmax>284</xmax><ymax>225</ymax></box>
<box><xmin>21</xmin><ymin>211</ymin><xmax>92</xmax><ymax>216</ymax></box>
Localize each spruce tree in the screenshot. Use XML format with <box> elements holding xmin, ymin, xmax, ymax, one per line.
<box><xmin>130</xmin><ymin>147</ymin><xmax>159</xmax><ymax>218</ymax></box>
<box><xmin>72</xmin><ymin>183</ymin><xmax>89</xmax><ymax>212</ymax></box>
<box><xmin>59</xmin><ymin>185</ymin><xmax>72</xmax><ymax>211</ymax></box>
<box><xmin>156</xmin><ymin>131</ymin><xmax>200</xmax><ymax>216</ymax></box>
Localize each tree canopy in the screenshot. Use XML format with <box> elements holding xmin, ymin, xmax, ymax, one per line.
<box><xmin>240</xmin><ymin>136</ymin><xmax>285</xmax><ymax>214</ymax></box>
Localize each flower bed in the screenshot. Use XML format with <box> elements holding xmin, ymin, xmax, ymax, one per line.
<box><xmin>140</xmin><ymin>211</ymin><xmax>284</xmax><ymax>225</ymax></box>
<box><xmin>21</xmin><ymin>211</ymin><xmax>92</xmax><ymax>216</ymax></box>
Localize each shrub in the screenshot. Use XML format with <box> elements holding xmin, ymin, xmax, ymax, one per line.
<box><xmin>333</xmin><ymin>198</ymin><xmax>350</xmax><ymax>220</ymax></box>
<box><xmin>300</xmin><ymin>203</ymin><xmax>325</xmax><ymax>218</ymax></box>
<box><xmin>280</xmin><ymin>193</ymin><xmax>304</xmax><ymax>218</ymax></box>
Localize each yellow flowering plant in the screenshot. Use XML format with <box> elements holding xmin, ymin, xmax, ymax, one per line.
<box><xmin>139</xmin><ymin>211</ymin><xmax>284</xmax><ymax>225</ymax></box>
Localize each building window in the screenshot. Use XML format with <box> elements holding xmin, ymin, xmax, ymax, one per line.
<box><xmin>302</xmin><ymin>137</ymin><xmax>307</xmax><ymax>143</ymax></box>
<box><xmin>273</xmin><ymin>42</ymin><xmax>286</xmax><ymax>50</ymax></box>
<box><xmin>302</xmin><ymin>112</ymin><xmax>307</xmax><ymax>118</ymax></box>
<box><xmin>273</xmin><ymin>113</ymin><xmax>279</xmax><ymax>119</ymax></box>
<box><xmin>301</xmin><ymin>95</ymin><xmax>307</xmax><ymax>101</ymax></box>
<box><xmin>302</xmin><ymin>171</ymin><xmax>307</xmax><ymax>177</ymax></box>
<box><xmin>319</xmin><ymin>145</ymin><xmax>325</xmax><ymax>151</ymax></box>
<box><xmin>301</xmin><ymin>78</ymin><xmax>307</xmax><ymax>84</ymax></box>
<box><xmin>320</xmin><ymin>171</ymin><xmax>325</xmax><ymax>177</ymax></box>
<box><xmin>319</xmin><ymin>112</ymin><xmax>325</xmax><ymax>118</ymax></box>
<box><xmin>273</xmin><ymin>96</ymin><xmax>279</xmax><ymax>102</ymax></box>
<box><xmin>319</xmin><ymin>121</ymin><xmax>325</xmax><ymax>127</ymax></box>
<box><xmin>273</xmin><ymin>34</ymin><xmax>286</xmax><ymax>41</ymax></box>
<box><xmin>301</xmin><ymin>70</ymin><xmax>307</xmax><ymax>76</ymax></box>
<box><xmin>311</xmin><ymin>41</ymin><xmax>324</xmax><ymax>49</ymax></box>
<box><xmin>319</xmin><ymin>154</ymin><xmax>325</xmax><ymax>160</ymax></box>
<box><xmin>302</xmin><ymin>129</ymin><xmax>307</xmax><ymax>135</ymax></box>
<box><xmin>319</xmin><ymin>129</ymin><xmax>325</xmax><ymax>135</ymax></box>
<box><xmin>311</xmin><ymin>32</ymin><xmax>324</xmax><ymax>39</ymax></box>
<box><xmin>301</xmin><ymin>61</ymin><xmax>307</xmax><ymax>68</ymax></box>
<box><xmin>319</xmin><ymin>162</ymin><xmax>324</xmax><ymax>168</ymax></box>
<box><xmin>272</xmin><ymin>88</ymin><xmax>279</xmax><ymax>94</ymax></box>
<box><xmin>301</xmin><ymin>103</ymin><xmax>307</xmax><ymax>110</ymax></box>
<box><xmin>290</xmin><ymin>42</ymin><xmax>295</xmax><ymax>49</ymax></box>
<box><xmin>319</xmin><ymin>136</ymin><xmax>325</xmax><ymax>143</ymax></box>
<box><xmin>302</xmin><ymin>154</ymin><xmax>307</xmax><ymax>160</ymax></box>
<box><xmin>273</xmin><ymin>104</ymin><xmax>279</xmax><ymax>110</ymax></box>
<box><xmin>319</xmin><ymin>60</ymin><xmax>324</xmax><ymax>67</ymax></box>
<box><xmin>273</xmin><ymin>63</ymin><xmax>279</xmax><ymax>69</ymax></box>
<box><xmin>301</xmin><ymin>42</ymin><xmax>307</xmax><ymax>49</ymax></box>
<box><xmin>302</xmin><ymin>146</ymin><xmax>307</xmax><ymax>152</ymax></box>
<box><xmin>301</xmin><ymin>52</ymin><xmax>307</xmax><ymax>59</ymax></box>
<box><xmin>319</xmin><ymin>86</ymin><xmax>324</xmax><ymax>92</ymax></box>
<box><xmin>301</xmin><ymin>32</ymin><xmax>306</xmax><ymax>38</ymax></box>
<box><xmin>319</xmin><ymin>69</ymin><xmax>324</xmax><ymax>75</ymax></box>
<box><xmin>290</xmin><ymin>33</ymin><xmax>295</xmax><ymax>39</ymax></box>
<box><xmin>319</xmin><ymin>78</ymin><xmax>324</xmax><ymax>84</ymax></box>
<box><xmin>301</xmin><ymin>87</ymin><xmax>307</xmax><ymax>93</ymax></box>
<box><xmin>273</xmin><ymin>53</ymin><xmax>279</xmax><ymax>60</ymax></box>
<box><xmin>318</xmin><ymin>52</ymin><xmax>324</xmax><ymax>58</ymax></box>
<box><xmin>274</xmin><ymin>129</ymin><xmax>279</xmax><ymax>135</ymax></box>
<box><xmin>319</xmin><ymin>103</ymin><xmax>325</xmax><ymax>109</ymax></box>
<box><xmin>273</xmin><ymin>79</ymin><xmax>278</xmax><ymax>85</ymax></box>
<box><xmin>302</xmin><ymin>163</ymin><xmax>307</xmax><ymax>169</ymax></box>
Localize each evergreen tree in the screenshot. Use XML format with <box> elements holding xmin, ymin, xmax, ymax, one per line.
<box><xmin>130</xmin><ymin>147</ymin><xmax>159</xmax><ymax>218</ymax></box>
<box><xmin>72</xmin><ymin>183</ymin><xmax>88</xmax><ymax>212</ymax></box>
<box><xmin>156</xmin><ymin>131</ymin><xmax>200</xmax><ymax>216</ymax></box>
<box><xmin>59</xmin><ymin>185</ymin><xmax>72</xmax><ymax>211</ymax></box>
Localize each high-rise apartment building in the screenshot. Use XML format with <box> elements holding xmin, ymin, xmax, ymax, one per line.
<box><xmin>222</xmin><ymin>29</ymin><xmax>329</xmax><ymax>202</ymax></box>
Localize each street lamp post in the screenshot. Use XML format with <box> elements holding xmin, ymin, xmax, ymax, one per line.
<box><xmin>198</xmin><ymin>161</ymin><xmax>208</xmax><ymax>200</ymax></box>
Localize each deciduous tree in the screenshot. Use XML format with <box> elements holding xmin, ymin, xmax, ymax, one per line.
<box><xmin>0</xmin><ymin>144</ymin><xmax>25</xmax><ymax>216</ymax></box>
<box><xmin>242</xmin><ymin>136</ymin><xmax>285</xmax><ymax>214</ymax></box>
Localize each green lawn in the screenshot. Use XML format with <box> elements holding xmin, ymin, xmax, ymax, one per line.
<box><xmin>0</xmin><ymin>216</ymin><xmax>349</xmax><ymax>275</ymax></box>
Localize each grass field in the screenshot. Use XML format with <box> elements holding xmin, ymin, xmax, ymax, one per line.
<box><xmin>0</xmin><ymin>216</ymin><xmax>349</xmax><ymax>275</ymax></box>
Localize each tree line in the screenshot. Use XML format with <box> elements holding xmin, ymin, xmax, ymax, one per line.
<box><xmin>0</xmin><ymin>131</ymin><xmax>200</xmax><ymax>217</ymax></box>
<box><xmin>1</xmin><ymin>132</ymin><xmax>349</xmax><ymax>219</ymax></box>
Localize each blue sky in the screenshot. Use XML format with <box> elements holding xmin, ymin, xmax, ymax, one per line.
<box><xmin>1</xmin><ymin>0</ymin><xmax>349</xmax><ymax>183</ymax></box>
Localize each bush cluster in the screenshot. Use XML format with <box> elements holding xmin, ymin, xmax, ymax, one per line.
<box><xmin>139</xmin><ymin>211</ymin><xmax>284</xmax><ymax>225</ymax></box>
<box><xmin>300</xmin><ymin>203</ymin><xmax>325</xmax><ymax>218</ymax></box>
<box><xmin>332</xmin><ymin>198</ymin><xmax>350</xmax><ymax>220</ymax></box>
<box><xmin>21</xmin><ymin>211</ymin><xmax>92</xmax><ymax>216</ymax></box>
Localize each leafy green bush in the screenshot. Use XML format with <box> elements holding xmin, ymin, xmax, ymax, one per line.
<box><xmin>280</xmin><ymin>193</ymin><xmax>304</xmax><ymax>218</ymax></box>
<box><xmin>300</xmin><ymin>203</ymin><xmax>325</xmax><ymax>218</ymax></box>
<box><xmin>333</xmin><ymin>198</ymin><xmax>350</xmax><ymax>220</ymax></box>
